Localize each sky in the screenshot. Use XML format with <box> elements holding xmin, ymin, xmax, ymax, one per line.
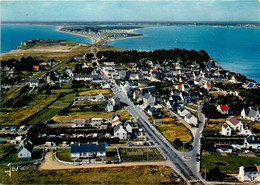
<box><xmin>1</xmin><ymin>0</ymin><xmax>260</xmax><ymax>22</ymax></box>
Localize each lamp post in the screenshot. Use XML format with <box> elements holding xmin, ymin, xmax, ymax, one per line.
<box><xmin>5</xmin><ymin>163</ymin><xmax>12</xmax><ymax>177</ymax></box>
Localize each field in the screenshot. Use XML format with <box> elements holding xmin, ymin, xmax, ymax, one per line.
<box><xmin>154</xmin><ymin>110</ymin><xmax>193</xmax><ymax>143</ymax></box>
<box><xmin>0</xmin><ymin>144</ymin><xmax>14</xmax><ymax>158</ymax></box>
<box><xmin>119</xmin><ymin>147</ymin><xmax>165</xmax><ymax>162</ymax></box>
<box><xmin>52</xmin><ymin>110</ymin><xmax>132</xmax><ymax>121</ymax></box>
<box><xmin>0</xmin><ymin>94</ymin><xmax>58</xmax><ymax>126</ymax></box>
<box><xmin>201</xmin><ymin>152</ymin><xmax>260</xmax><ymax>174</ymax></box>
<box><xmin>204</xmin><ymin>118</ymin><xmax>226</xmax><ymax>132</ymax></box>
<box><xmin>78</xmin><ymin>88</ymin><xmax>114</xmax><ymax>98</ymax></box>
<box><xmin>0</xmin><ymin>166</ymin><xmax>184</xmax><ymax>184</ymax></box>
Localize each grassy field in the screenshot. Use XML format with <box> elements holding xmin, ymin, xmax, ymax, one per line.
<box><xmin>1</xmin><ymin>94</ymin><xmax>58</xmax><ymax>125</ymax></box>
<box><xmin>0</xmin><ymin>149</ymin><xmax>43</xmax><ymax>164</ymax></box>
<box><xmin>0</xmin><ymin>165</ymin><xmax>184</xmax><ymax>184</ymax></box>
<box><xmin>78</xmin><ymin>88</ymin><xmax>114</xmax><ymax>98</ymax></box>
<box><xmin>237</xmin><ymin>117</ymin><xmax>260</xmax><ymax>130</ymax></box>
<box><xmin>56</xmin><ymin>149</ymin><xmax>72</xmax><ymax>162</ymax></box>
<box><xmin>201</xmin><ymin>152</ymin><xmax>260</xmax><ymax>174</ymax></box>
<box><xmin>204</xmin><ymin>118</ymin><xmax>226</xmax><ymax>132</ymax></box>
<box><xmin>155</xmin><ymin>110</ymin><xmax>193</xmax><ymax>143</ymax></box>
<box><xmin>0</xmin><ymin>144</ymin><xmax>14</xmax><ymax>158</ymax></box>
<box><xmin>119</xmin><ymin>147</ymin><xmax>165</xmax><ymax>162</ymax></box>
<box><xmin>53</xmin><ymin>109</ymin><xmax>132</xmax><ymax>121</ymax></box>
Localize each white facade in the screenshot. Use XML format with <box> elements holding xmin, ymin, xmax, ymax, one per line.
<box><xmin>114</xmin><ymin>125</ymin><xmax>128</xmax><ymax>140</ymax></box>
<box><xmin>220</xmin><ymin>124</ymin><xmax>231</xmax><ymax>136</ymax></box>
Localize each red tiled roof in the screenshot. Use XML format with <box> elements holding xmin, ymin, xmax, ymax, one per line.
<box><xmin>111</xmin><ymin>119</ymin><xmax>120</xmax><ymax>124</ymax></box>
<box><xmin>178</xmin><ymin>84</ymin><xmax>182</xmax><ymax>88</ymax></box>
<box><xmin>227</xmin><ymin>116</ymin><xmax>239</xmax><ymax>125</ymax></box>
<box><xmin>220</xmin><ymin>105</ymin><xmax>229</xmax><ymax>111</ymax></box>
<box><xmin>152</xmin><ymin>69</ymin><xmax>157</xmax><ymax>72</ymax></box>
<box><xmin>257</xmin><ymin>166</ymin><xmax>260</xmax><ymax>172</ymax></box>
<box><xmin>206</xmin><ymin>83</ymin><xmax>211</xmax><ymax>87</ymax></box>
<box><xmin>33</xmin><ymin>66</ymin><xmax>39</xmax><ymax>70</ymax></box>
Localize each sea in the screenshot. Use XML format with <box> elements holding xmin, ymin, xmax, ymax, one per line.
<box><xmin>1</xmin><ymin>24</ymin><xmax>260</xmax><ymax>82</ymax></box>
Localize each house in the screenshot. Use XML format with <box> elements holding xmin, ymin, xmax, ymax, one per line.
<box><xmin>238</xmin><ymin>165</ymin><xmax>260</xmax><ymax>182</ymax></box>
<box><xmin>101</xmin><ymin>82</ymin><xmax>110</xmax><ymax>88</ymax></box>
<box><xmin>114</xmin><ymin>124</ymin><xmax>128</xmax><ymax>140</ymax></box>
<box><xmin>177</xmin><ymin>107</ymin><xmax>190</xmax><ymax>117</ymax></box>
<box><xmin>74</xmin><ymin>93</ymin><xmax>105</xmax><ymax>102</ymax></box>
<box><xmin>243</xmin><ymin>135</ymin><xmax>260</xmax><ymax>149</ymax></box>
<box><xmin>29</xmin><ymin>80</ymin><xmax>39</xmax><ymax>88</ymax></box>
<box><xmin>147</xmin><ymin>107</ymin><xmax>162</xmax><ymax>117</ymax></box>
<box><xmin>241</xmin><ymin>107</ymin><xmax>260</xmax><ymax>122</ymax></box>
<box><xmin>32</xmin><ymin>65</ymin><xmax>39</xmax><ymax>71</ymax></box>
<box><xmin>220</xmin><ymin>123</ymin><xmax>231</xmax><ymax>136</ymax></box>
<box><xmin>71</xmin><ymin>143</ymin><xmax>106</xmax><ymax>160</ymax></box>
<box><xmin>226</xmin><ymin>116</ymin><xmax>243</xmax><ymax>131</ymax></box>
<box><xmin>124</xmin><ymin>121</ymin><xmax>133</xmax><ymax>134</ymax></box>
<box><xmin>110</xmin><ymin>96</ymin><xmax>120</xmax><ymax>106</ymax></box>
<box><xmin>169</xmin><ymin>95</ymin><xmax>183</xmax><ymax>104</ymax></box>
<box><xmin>215</xmin><ymin>144</ymin><xmax>234</xmax><ymax>153</ymax></box>
<box><xmin>18</xmin><ymin>140</ymin><xmax>34</xmax><ymax>159</ymax></box>
<box><xmin>111</xmin><ymin>114</ymin><xmax>121</xmax><ymax>127</ymax></box>
<box><xmin>245</xmin><ymin>82</ymin><xmax>258</xmax><ymax>89</ymax></box>
<box><xmin>91</xmin><ymin>118</ymin><xmax>103</xmax><ymax>126</ymax></box>
<box><xmin>204</xmin><ymin>82</ymin><xmax>211</xmax><ymax>90</ymax></box>
<box><xmin>166</xmin><ymin>100</ymin><xmax>180</xmax><ymax>109</ymax></box>
<box><xmin>238</xmin><ymin>125</ymin><xmax>252</xmax><ymax>136</ymax></box>
<box><xmin>184</xmin><ymin>113</ymin><xmax>198</xmax><ymax>126</ymax></box>
<box><xmin>10</xmin><ymin>126</ymin><xmax>17</xmax><ymax>132</ymax></box>
<box><xmin>180</xmin><ymin>92</ymin><xmax>190</xmax><ymax>104</ymax></box>
<box><xmin>106</xmin><ymin>102</ymin><xmax>114</xmax><ymax>112</ymax></box>
<box><xmin>217</xmin><ymin>105</ymin><xmax>229</xmax><ymax>114</ymax></box>
<box><xmin>143</xmin><ymin>93</ymin><xmax>156</xmax><ymax>107</ymax></box>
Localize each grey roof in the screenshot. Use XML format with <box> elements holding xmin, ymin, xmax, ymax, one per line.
<box><xmin>246</xmin><ymin>135</ymin><xmax>260</xmax><ymax>144</ymax></box>
<box><xmin>71</xmin><ymin>143</ymin><xmax>105</xmax><ymax>154</ymax></box>
<box><xmin>114</xmin><ymin>124</ymin><xmax>121</xmax><ymax>133</ymax></box>
<box><xmin>248</xmin><ymin>109</ymin><xmax>258</xmax><ymax>117</ymax></box>
<box><xmin>244</xmin><ymin>166</ymin><xmax>258</xmax><ymax>172</ymax></box>
<box><xmin>148</xmin><ymin>107</ymin><xmax>161</xmax><ymax>114</ymax></box>
<box><xmin>19</xmin><ymin>141</ymin><xmax>34</xmax><ymax>153</ymax></box>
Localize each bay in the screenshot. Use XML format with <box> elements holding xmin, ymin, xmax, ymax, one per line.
<box><xmin>1</xmin><ymin>24</ymin><xmax>94</xmax><ymax>53</ymax></box>
<box><xmin>110</xmin><ymin>26</ymin><xmax>260</xmax><ymax>82</ymax></box>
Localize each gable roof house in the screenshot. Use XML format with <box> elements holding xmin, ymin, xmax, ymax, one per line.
<box><xmin>110</xmin><ymin>96</ymin><xmax>121</xmax><ymax>106</ymax></box>
<box><xmin>177</xmin><ymin>107</ymin><xmax>190</xmax><ymax>117</ymax></box>
<box><xmin>147</xmin><ymin>107</ymin><xmax>162</xmax><ymax>117</ymax></box>
<box><xmin>180</xmin><ymin>92</ymin><xmax>190</xmax><ymax>104</ymax></box>
<box><xmin>184</xmin><ymin>113</ymin><xmax>198</xmax><ymax>126</ymax></box>
<box><xmin>71</xmin><ymin>143</ymin><xmax>106</xmax><ymax>160</ymax></box>
<box><xmin>217</xmin><ymin>105</ymin><xmax>229</xmax><ymax>115</ymax></box>
<box><xmin>114</xmin><ymin>124</ymin><xmax>128</xmax><ymax>140</ymax></box>
<box><xmin>124</xmin><ymin>121</ymin><xmax>133</xmax><ymax>134</ymax></box>
<box><xmin>106</xmin><ymin>102</ymin><xmax>114</xmax><ymax>112</ymax></box>
<box><xmin>220</xmin><ymin>123</ymin><xmax>232</xmax><ymax>136</ymax></box>
<box><xmin>243</xmin><ymin>135</ymin><xmax>260</xmax><ymax>150</ymax></box>
<box><xmin>241</xmin><ymin>107</ymin><xmax>260</xmax><ymax>122</ymax></box>
<box><xmin>226</xmin><ymin>116</ymin><xmax>243</xmax><ymax>131</ymax></box>
<box><xmin>18</xmin><ymin>140</ymin><xmax>34</xmax><ymax>159</ymax></box>
<box><xmin>29</xmin><ymin>80</ymin><xmax>40</xmax><ymax>88</ymax></box>
<box><xmin>166</xmin><ymin>100</ymin><xmax>180</xmax><ymax>109</ymax></box>
<box><xmin>239</xmin><ymin>165</ymin><xmax>260</xmax><ymax>182</ymax></box>
<box><xmin>143</xmin><ymin>93</ymin><xmax>156</xmax><ymax>107</ymax></box>
<box><xmin>238</xmin><ymin>125</ymin><xmax>252</xmax><ymax>136</ymax></box>
<box><xmin>111</xmin><ymin>114</ymin><xmax>121</xmax><ymax>127</ymax></box>
<box><xmin>91</xmin><ymin>118</ymin><xmax>103</xmax><ymax>127</ymax></box>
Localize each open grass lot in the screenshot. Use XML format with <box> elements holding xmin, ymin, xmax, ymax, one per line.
<box><xmin>56</xmin><ymin>148</ymin><xmax>72</xmax><ymax>162</ymax></box>
<box><xmin>49</xmin><ymin>93</ymin><xmax>76</xmax><ymax>109</ymax></box>
<box><xmin>237</xmin><ymin>117</ymin><xmax>260</xmax><ymax>130</ymax></box>
<box><xmin>53</xmin><ymin>109</ymin><xmax>132</xmax><ymax>121</ymax></box>
<box><xmin>0</xmin><ymin>149</ymin><xmax>43</xmax><ymax>165</ymax></box>
<box><xmin>78</xmin><ymin>88</ymin><xmax>114</xmax><ymax>98</ymax></box>
<box><xmin>155</xmin><ymin>110</ymin><xmax>193</xmax><ymax>143</ymax></box>
<box><xmin>0</xmin><ymin>144</ymin><xmax>14</xmax><ymax>157</ymax></box>
<box><xmin>0</xmin><ymin>165</ymin><xmax>184</xmax><ymax>184</ymax></box>
<box><xmin>201</xmin><ymin>152</ymin><xmax>260</xmax><ymax>174</ymax></box>
<box><xmin>1</xmin><ymin>94</ymin><xmax>58</xmax><ymax>125</ymax></box>
<box><xmin>204</xmin><ymin>118</ymin><xmax>226</xmax><ymax>132</ymax></box>
<box><xmin>119</xmin><ymin>147</ymin><xmax>165</xmax><ymax>162</ymax></box>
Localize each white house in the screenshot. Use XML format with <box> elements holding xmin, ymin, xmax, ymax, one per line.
<box><xmin>184</xmin><ymin>113</ymin><xmax>198</xmax><ymax>126</ymax></box>
<box><xmin>241</xmin><ymin>107</ymin><xmax>260</xmax><ymax>122</ymax></box>
<box><xmin>217</xmin><ymin>105</ymin><xmax>229</xmax><ymax>115</ymax></box>
<box><xmin>238</xmin><ymin>125</ymin><xmax>252</xmax><ymax>136</ymax></box>
<box><xmin>29</xmin><ymin>80</ymin><xmax>39</xmax><ymax>88</ymax></box>
<box><xmin>238</xmin><ymin>165</ymin><xmax>260</xmax><ymax>182</ymax></box>
<box><xmin>18</xmin><ymin>141</ymin><xmax>34</xmax><ymax>159</ymax></box>
<box><xmin>114</xmin><ymin>124</ymin><xmax>128</xmax><ymax>140</ymax></box>
<box><xmin>220</xmin><ymin>123</ymin><xmax>231</xmax><ymax>136</ymax></box>
<box><xmin>142</xmin><ymin>93</ymin><xmax>156</xmax><ymax>107</ymax></box>
<box><xmin>111</xmin><ymin>114</ymin><xmax>121</xmax><ymax>127</ymax></box>
<box><xmin>71</xmin><ymin>143</ymin><xmax>106</xmax><ymax>160</ymax></box>
<box><xmin>215</xmin><ymin>144</ymin><xmax>234</xmax><ymax>153</ymax></box>
<box><xmin>177</xmin><ymin>107</ymin><xmax>190</xmax><ymax>117</ymax></box>
<box><xmin>243</xmin><ymin>135</ymin><xmax>260</xmax><ymax>150</ymax></box>
<box><xmin>226</xmin><ymin>117</ymin><xmax>243</xmax><ymax>131</ymax></box>
<box><xmin>106</xmin><ymin>102</ymin><xmax>114</xmax><ymax>112</ymax></box>
<box><xmin>124</xmin><ymin>121</ymin><xmax>133</xmax><ymax>134</ymax></box>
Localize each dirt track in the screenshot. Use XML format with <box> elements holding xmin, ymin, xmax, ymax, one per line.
<box><xmin>39</xmin><ymin>150</ymin><xmax>171</xmax><ymax>170</ymax></box>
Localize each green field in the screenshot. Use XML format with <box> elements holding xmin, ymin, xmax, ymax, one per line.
<box><xmin>119</xmin><ymin>147</ymin><xmax>165</xmax><ymax>162</ymax></box>
<box><xmin>0</xmin><ymin>165</ymin><xmax>183</xmax><ymax>184</ymax></box>
<box><xmin>56</xmin><ymin>149</ymin><xmax>72</xmax><ymax>162</ymax></box>
<box><xmin>0</xmin><ymin>144</ymin><xmax>14</xmax><ymax>158</ymax></box>
<box><xmin>201</xmin><ymin>152</ymin><xmax>260</xmax><ymax>174</ymax></box>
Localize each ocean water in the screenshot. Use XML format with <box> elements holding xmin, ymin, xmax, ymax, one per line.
<box><xmin>111</xmin><ymin>26</ymin><xmax>260</xmax><ymax>82</ymax></box>
<box><xmin>1</xmin><ymin>24</ymin><xmax>260</xmax><ymax>82</ymax></box>
<box><xmin>1</xmin><ymin>24</ymin><xmax>94</xmax><ymax>53</ymax></box>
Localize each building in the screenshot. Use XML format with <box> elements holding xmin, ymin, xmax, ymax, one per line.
<box><xmin>226</xmin><ymin>116</ymin><xmax>243</xmax><ymax>131</ymax></box>
<box><xmin>114</xmin><ymin>124</ymin><xmax>128</xmax><ymax>140</ymax></box>
<box><xmin>18</xmin><ymin>140</ymin><xmax>34</xmax><ymax>159</ymax></box>
<box><xmin>217</xmin><ymin>105</ymin><xmax>229</xmax><ymax>114</ymax></box>
<box><xmin>220</xmin><ymin>123</ymin><xmax>231</xmax><ymax>136</ymax></box>
<box><xmin>111</xmin><ymin>114</ymin><xmax>121</xmax><ymax>127</ymax></box>
<box><xmin>73</xmin><ymin>119</ymin><xmax>86</xmax><ymax>127</ymax></box>
<box><xmin>215</xmin><ymin>144</ymin><xmax>234</xmax><ymax>153</ymax></box>
<box><xmin>91</xmin><ymin>118</ymin><xmax>103</xmax><ymax>126</ymax></box>
<box><xmin>244</xmin><ymin>135</ymin><xmax>260</xmax><ymax>150</ymax></box>
<box><xmin>29</xmin><ymin>80</ymin><xmax>39</xmax><ymax>88</ymax></box>
<box><xmin>147</xmin><ymin>107</ymin><xmax>162</xmax><ymax>117</ymax></box>
<box><xmin>106</xmin><ymin>102</ymin><xmax>114</xmax><ymax>112</ymax></box>
<box><xmin>238</xmin><ymin>165</ymin><xmax>260</xmax><ymax>182</ymax></box>
<box><xmin>184</xmin><ymin>113</ymin><xmax>198</xmax><ymax>126</ymax></box>
<box><xmin>142</xmin><ymin>93</ymin><xmax>156</xmax><ymax>107</ymax></box>
<box><xmin>71</xmin><ymin>143</ymin><xmax>106</xmax><ymax>160</ymax></box>
<box><xmin>177</xmin><ymin>107</ymin><xmax>190</xmax><ymax>117</ymax></box>
<box><xmin>241</xmin><ymin>107</ymin><xmax>260</xmax><ymax>122</ymax></box>
<box><xmin>238</xmin><ymin>125</ymin><xmax>252</xmax><ymax>136</ymax></box>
